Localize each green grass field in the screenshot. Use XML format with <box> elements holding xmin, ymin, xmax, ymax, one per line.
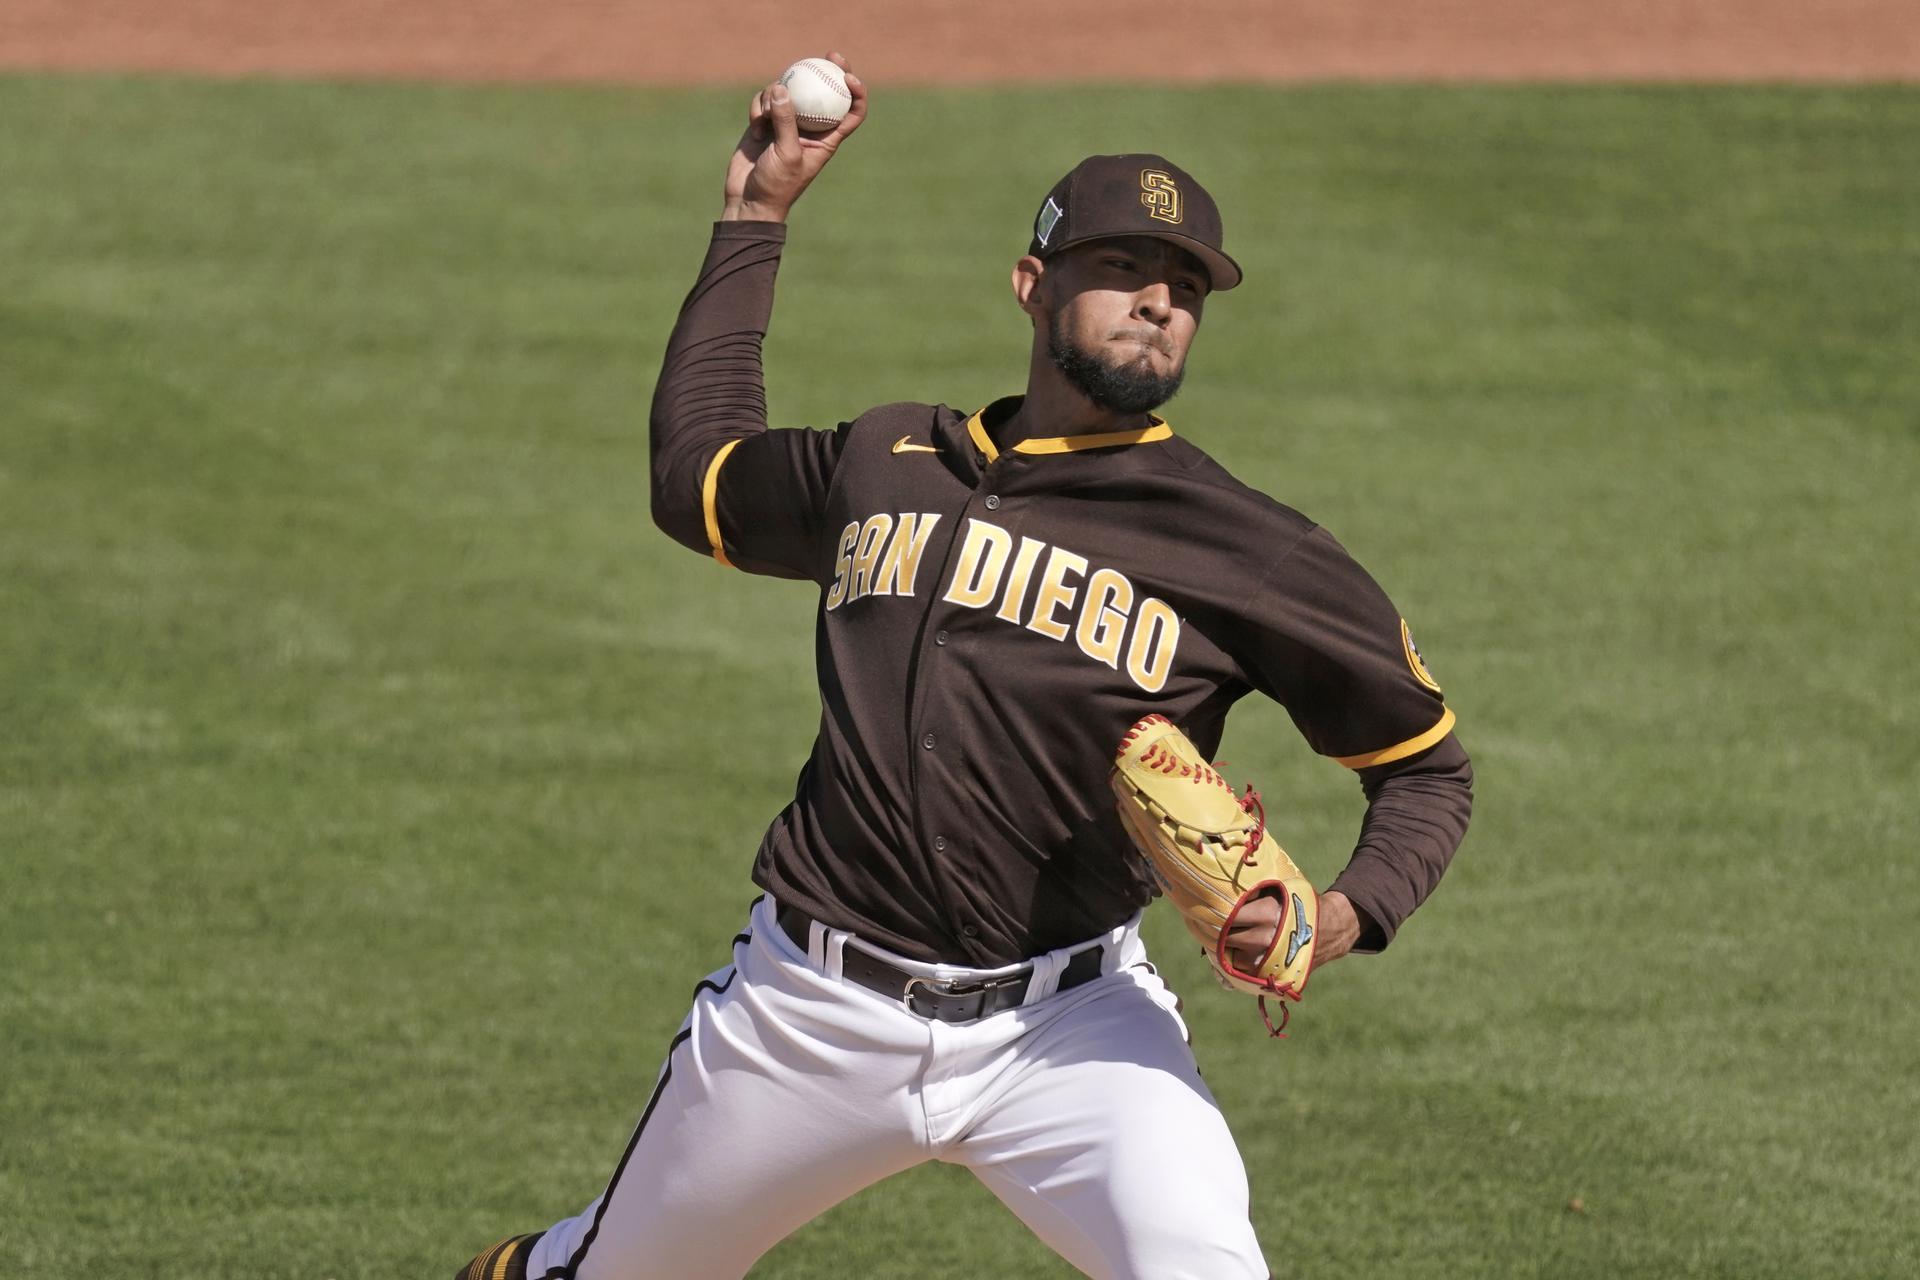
<box><xmin>3</xmin><ymin>74</ymin><xmax>1916</xmax><ymax>1277</ymax></box>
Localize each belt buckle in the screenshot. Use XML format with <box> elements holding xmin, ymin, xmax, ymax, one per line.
<box><xmin>902</xmin><ymin>971</ymin><xmax>1026</xmax><ymax>1021</ymax></box>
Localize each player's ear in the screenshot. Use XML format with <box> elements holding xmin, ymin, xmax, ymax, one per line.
<box><xmin>1012</xmin><ymin>255</ymin><xmax>1047</xmax><ymax>322</ymax></box>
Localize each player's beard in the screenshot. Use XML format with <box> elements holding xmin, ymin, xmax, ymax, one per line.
<box><xmin>1047</xmin><ymin>313</ymin><xmax>1185</xmax><ymax>415</ymax></box>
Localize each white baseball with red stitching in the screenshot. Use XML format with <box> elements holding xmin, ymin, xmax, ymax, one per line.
<box><xmin>778</xmin><ymin>58</ymin><xmax>852</xmax><ymax>132</ymax></box>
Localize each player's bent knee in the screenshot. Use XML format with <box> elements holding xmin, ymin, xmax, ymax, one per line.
<box><xmin>1124</xmin><ymin>1221</ymin><xmax>1265</xmax><ymax>1280</ymax></box>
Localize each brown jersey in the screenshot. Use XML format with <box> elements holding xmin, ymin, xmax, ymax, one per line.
<box><xmin>653</xmin><ymin>222</ymin><xmax>1471</xmax><ymax>967</ymax></box>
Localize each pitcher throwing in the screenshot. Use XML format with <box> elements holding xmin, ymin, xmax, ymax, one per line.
<box><xmin>460</xmin><ymin>51</ymin><xmax>1473</xmax><ymax>1280</ymax></box>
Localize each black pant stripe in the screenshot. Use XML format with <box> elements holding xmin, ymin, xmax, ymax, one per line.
<box><xmin>544</xmin><ymin>932</ymin><xmax>750</xmax><ymax>1280</ymax></box>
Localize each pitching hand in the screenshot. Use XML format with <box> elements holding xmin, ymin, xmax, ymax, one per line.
<box><xmin>722</xmin><ymin>52</ymin><xmax>867</xmax><ymax>223</ymax></box>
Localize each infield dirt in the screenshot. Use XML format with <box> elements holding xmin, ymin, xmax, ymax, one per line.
<box><xmin>3</xmin><ymin>0</ymin><xmax>1916</xmax><ymax>84</ymax></box>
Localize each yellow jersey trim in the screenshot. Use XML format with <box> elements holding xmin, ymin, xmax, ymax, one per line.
<box><xmin>966</xmin><ymin>410</ymin><xmax>1000</xmax><ymax>463</ymax></box>
<box><xmin>1014</xmin><ymin>422</ymin><xmax>1172</xmax><ymax>454</ymax></box>
<box><xmin>963</xmin><ymin>407</ymin><xmax>1171</xmax><ymax>463</ymax></box>
<box><xmin>701</xmin><ymin>438</ymin><xmax>744</xmax><ymax>569</ymax></box>
<box><xmin>1333</xmin><ymin>706</ymin><xmax>1456</xmax><ymax>769</ymax></box>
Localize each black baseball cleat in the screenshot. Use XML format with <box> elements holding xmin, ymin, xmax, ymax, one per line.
<box><xmin>455</xmin><ymin>1232</ymin><xmax>542</xmax><ymax>1280</ymax></box>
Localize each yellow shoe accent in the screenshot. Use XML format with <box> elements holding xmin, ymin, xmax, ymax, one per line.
<box><xmin>456</xmin><ymin>1233</ymin><xmax>535</xmax><ymax>1280</ymax></box>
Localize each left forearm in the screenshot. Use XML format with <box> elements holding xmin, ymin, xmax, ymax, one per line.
<box><xmin>1310</xmin><ymin>890</ymin><xmax>1362</xmax><ymax>968</ymax></box>
<box><xmin>1328</xmin><ymin>733</ymin><xmax>1474</xmax><ymax>953</ymax></box>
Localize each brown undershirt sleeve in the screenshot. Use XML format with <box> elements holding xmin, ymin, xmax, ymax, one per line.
<box><xmin>1328</xmin><ymin>732</ymin><xmax>1473</xmax><ymax>953</ymax></box>
<box><xmin>649</xmin><ymin>221</ymin><xmax>789</xmax><ymax>555</ymax></box>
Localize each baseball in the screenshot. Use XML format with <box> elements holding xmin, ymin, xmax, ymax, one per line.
<box><xmin>778</xmin><ymin>58</ymin><xmax>852</xmax><ymax>132</ymax></box>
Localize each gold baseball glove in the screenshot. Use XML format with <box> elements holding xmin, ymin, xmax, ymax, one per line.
<box><xmin>1111</xmin><ymin>714</ymin><xmax>1318</xmax><ymax>1036</ymax></box>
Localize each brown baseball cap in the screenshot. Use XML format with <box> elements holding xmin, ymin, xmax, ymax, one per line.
<box><xmin>1026</xmin><ymin>153</ymin><xmax>1243</xmax><ymax>291</ymax></box>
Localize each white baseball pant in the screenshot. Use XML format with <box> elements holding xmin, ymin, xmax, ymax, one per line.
<box><xmin>523</xmin><ymin>896</ymin><xmax>1268</xmax><ymax>1279</ymax></box>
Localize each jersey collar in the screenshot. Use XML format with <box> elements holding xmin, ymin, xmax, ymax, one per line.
<box><xmin>964</xmin><ymin>398</ymin><xmax>1173</xmax><ymax>464</ymax></box>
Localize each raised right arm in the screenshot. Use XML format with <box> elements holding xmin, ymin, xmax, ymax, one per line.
<box><xmin>647</xmin><ymin>54</ymin><xmax>868</xmax><ymax>579</ymax></box>
<box><xmin>648</xmin><ymin>222</ymin><xmax>791</xmax><ymax>558</ymax></box>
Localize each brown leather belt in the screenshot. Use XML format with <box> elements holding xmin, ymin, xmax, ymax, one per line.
<box><xmin>775</xmin><ymin>902</ymin><xmax>1107</xmax><ymax>1024</ymax></box>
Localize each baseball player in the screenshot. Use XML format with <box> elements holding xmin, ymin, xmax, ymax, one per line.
<box><xmin>460</xmin><ymin>52</ymin><xmax>1472</xmax><ymax>1280</ymax></box>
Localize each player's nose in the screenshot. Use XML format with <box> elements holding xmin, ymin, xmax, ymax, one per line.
<box><xmin>1132</xmin><ymin>282</ymin><xmax>1173</xmax><ymax>324</ymax></box>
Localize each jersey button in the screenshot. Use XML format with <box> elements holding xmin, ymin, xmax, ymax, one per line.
<box><xmin>934</xmin><ymin>630</ymin><xmax>948</xmax><ymax>646</ymax></box>
<box><xmin>961</xmin><ymin>924</ymin><xmax>979</xmax><ymax>939</ymax></box>
<box><xmin>933</xmin><ymin>836</ymin><xmax>947</xmax><ymax>852</ymax></box>
<box><xmin>983</xmin><ymin>494</ymin><xmax>1001</xmax><ymax>510</ymax></box>
<box><xmin>922</xmin><ymin>732</ymin><xmax>936</xmax><ymax>750</ymax></box>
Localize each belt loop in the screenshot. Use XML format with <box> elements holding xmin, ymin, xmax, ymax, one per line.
<box><xmin>824</xmin><ymin>931</ymin><xmax>848</xmax><ymax>982</ymax></box>
<box><xmin>1100</xmin><ymin>916</ymin><xmax>1135</xmax><ymax>976</ymax></box>
<box><xmin>806</xmin><ymin>918</ymin><xmax>827</xmax><ymax>971</ymax></box>
<box><xmin>1021</xmin><ymin>950</ymin><xmax>1066</xmax><ymax>1006</ymax></box>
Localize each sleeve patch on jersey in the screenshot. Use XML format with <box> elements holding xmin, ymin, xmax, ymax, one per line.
<box><xmin>1402</xmin><ymin>618</ymin><xmax>1441</xmax><ymax>693</ymax></box>
<box><xmin>1333</xmin><ymin>706</ymin><xmax>1455</xmax><ymax>769</ymax></box>
<box><xmin>701</xmin><ymin>438</ymin><xmax>745</xmax><ymax>569</ymax></box>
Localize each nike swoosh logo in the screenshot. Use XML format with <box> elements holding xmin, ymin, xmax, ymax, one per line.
<box><xmin>891</xmin><ymin>436</ymin><xmax>941</xmax><ymax>455</ymax></box>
